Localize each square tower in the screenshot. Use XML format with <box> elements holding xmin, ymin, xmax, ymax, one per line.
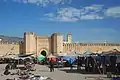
<box><xmin>24</xmin><ymin>32</ymin><xmax>36</xmax><ymax>54</ymax></box>
<box><xmin>51</xmin><ymin>33</ymin><xmax>63</xmax><ymax>55</ymax></box>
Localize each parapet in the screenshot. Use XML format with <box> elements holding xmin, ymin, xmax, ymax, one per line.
<box><xmin>0</xmin><ymin>41</ymin><xmax>22</xmax><ymax>45</ymax></box>
<box><xmin>51</xmin><ymin>33</ymin><xmax>63</xmax><ymax>36</ymax></box>
<box><xmin>37</xmin><ymin>36</ymin><xmax>49</xmax><ymax>39</ymax></box>
<box><xmin>24</xmin><ymin>32</ymin><xmax>35</xmax><ymax>35</ymax></box>
<box><xmin>63</xmin><ymin>42</ymin><xmax>120</xmax><ymax>46</ymax></box>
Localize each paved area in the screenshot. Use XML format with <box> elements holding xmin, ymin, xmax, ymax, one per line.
<box><xmin>0</xmin><ymin>64</ymin><xmax>109</xmax><ymax>80</ymax></box>
<box><xmin>34</xmin><ymin>65</ymin><xmax>86</xmax><ymax>80</ymax></box>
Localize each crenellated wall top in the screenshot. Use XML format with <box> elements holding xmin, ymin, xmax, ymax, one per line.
<box><xmin>63</xmin><ymin>42</ymin><xmax>120</xmax><ymax>46</ymax></box>
<box><xmin>24</xmin><ymin>32</ymin><xmax>36</xmax><ymax>36</ymax></box>
<box><xmin>0</xmin><ymin>41</ymin><xmax>22</xmax><ymax>45</ymax></box>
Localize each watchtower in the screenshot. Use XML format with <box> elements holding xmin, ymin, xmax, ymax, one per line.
<box><xmin>24</xmin><ymin>32</ymin><xmax>36</xmax><ymax>54</ymax></box>
<box><xmin>67</xmin><ymin>33</ymin><xmax>72</xmax><ymax>43</ymax></box>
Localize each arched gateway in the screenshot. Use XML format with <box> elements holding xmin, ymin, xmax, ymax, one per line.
<box><xmin>41</xmin><ymin>50</ymin><xmax>47</xmax><ymax>56</ymax></box>
<box><xmin>39</xmin><ymin>48</ymin><xmax>48</xmax><ymax>56</ymax></box>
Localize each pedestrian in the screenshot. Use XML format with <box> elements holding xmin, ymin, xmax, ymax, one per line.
<box><xmin>69</xmin><ymin>59</ymin><xmax>73</xmax><ymax>70</ymax></box>
<box><xmin>110</xmin><ymin>55</ymin><xmax>117</xmax><ymax>73</ymax></box>
<box><xmin>4</xmin><ymin>69</ymin><xmax>10</xmax><ymax>75</ymax></box>
<box><xmin>70</xmin><ymin>63</ymin><xmax>73</xmax><ymax>70</ymax></box>
<box><xmin>77</xmin><ymin>56</ymin><xmax>81</xmax><ymax>70</ymax></box>
<box><xmin>49</xmin><ymin>58</ymin><xmax>54</xmax><ymax>72</ymax></box>
<box><xmin>5</xmin><ymin>64</ymin><xmax>10</xmax><ymax>70</ymax></box>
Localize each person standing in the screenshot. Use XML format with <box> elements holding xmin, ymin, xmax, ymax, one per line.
<box><xmin>4</xmin><ymin>64</ymin><xmax>11</xmax><ymax>75</ymax></box>
<box><xmin>77</xmin><ymin>56</ymin><xmax>81</xmax><ymax>70</ymax></box>
<box><xmin>69</xmin><ymin>59</ymin><xmax>73</xmax><ymax>70</ymax></box>
<box><xmin>49</xmin><ymin>58</ymin><xmax>54</xmax><ymax>72</ymax></box>
<box><xmin>101</xmin><ymin>55</ymin><xmax>106</xmax><ymax>74</ymax></box>
<box><xmin>110</xmin><ymin>55</ymin><xmax>117</xmax><ymax>73</ymax></box>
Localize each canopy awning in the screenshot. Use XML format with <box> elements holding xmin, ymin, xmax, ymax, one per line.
<box><xmin>4</xmin><ymin>54</ymin><xmax>18</xmax><ymax>59</ymax></box>
<box><xmin>57</xmin><ymin>53</ymin><xmax>67</xmax><ymax>56</ymax></box>
<box><xmin>63</xmin><ymin>56</ymin><xmax>75</xmax><ymax>64</ymax></box>
<box><xmin>101</xmin><ymin>49</ymin><xmax>120</xmax><ymax>56</ymax></box>
<box><xmin>83</xmin><ymin>51</ymin><xmax>92</xmax><ymax>55</ymax></box>
<box><xmin>37</xmin><ymin>55</ymin><xmax>45</xmax><ymax>62</ymax></box>
<box><xmin>48</xmin><ymin>54</ymin><xmax>56</xmax><ymax>58</ymax></box>
<box><xmin>18</xmin><ymin>53</ymin><xmax>34</xmax><ymax>57</ymax></box>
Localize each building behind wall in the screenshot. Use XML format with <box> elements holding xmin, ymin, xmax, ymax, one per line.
<box><xmin>0</xmin><ymin>32</ymin><xmax>120</xmax><ymax>56</ymax></box>
<box><xmin>67</xmin><ymin>33</ymin><xmax>72</xmax><ymax>43</ymax></box>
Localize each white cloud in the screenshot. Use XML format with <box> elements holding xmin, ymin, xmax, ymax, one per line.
<box><xmin>26</xmin><ymin>0</ymin><xmax>38</xmax><ymax>3</ymax></box>
<box><xmin>80</xmin><ymin>14</ymin><xmax>103</xmax><ymax>20</ymax></box>
<box><xmin>42</xmin><ymin>5</ymin><xmax>104</xmax><ymax>22</ymax></box>
<box><xmin>57</xmin><ymin>7</ymin><xmax>81</xmax><ymax>18</ymax></box>
<box><xmin>105</xmin><ymin>6</ymin><xmax>120</xmax><ymax>18</ymax></box>
<box><xmin>84</xmin><ymin>4</ymin><xmax>104</xmax><ymax>12</ymax></box>
<box><xmin>8</xmin><ymin>0</ymin><xmax>120</xmax><ymax>21</ymax></box>
<box><xmin>44</xmin><ymin>13</ymin><xmax>55</xmax><ymax>17</ymax></box>
<box><xmin>12</xmin><ymin>0</ymin><xmax>71</xmax><ymax>7</ymax></box>
<box><xmin>56</xmin><ymin>16</ymin><xmax>78</xmax><ymax>22</ymax></box>
<box><xmin>43</xmin><ymin>12</ymin><xmax>79</xmax><ymax>22</ymax></box>
<box><xmin>49</xmin><ymin>0</ymin><xmax>65</xmax><ymax>4</ymax></box>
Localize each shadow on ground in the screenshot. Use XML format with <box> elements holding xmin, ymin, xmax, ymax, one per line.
<box><xmin>16</xmin><ymin>67</ymin><xmax>25</xmax><ymax>70</ymax></box>
<box><xmin>60</xmin><ymin>68</ymin><xmax>103</xmax><ymax>74</ymax></box>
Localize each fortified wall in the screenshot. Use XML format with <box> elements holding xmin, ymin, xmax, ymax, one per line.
<box><xmin>24</xmin><ymin>32</ymin><xmax>63</xmax><ymax>56</ymax></box>
<box><xmin>63</xmin><ymin>33</ymin><xmax>120</xmax><ymax>53</ymax></box>
<box><xmin>0</xmin><ymin>41</ymin><xmax>24</xmax><ymax>55</ymax></box>
<box><xmin>0</xmin><ymin>32</ymin><xmax>120</xmax><ymax>56</ymax></box>
<box><xmin>63</xmin><ymin>43</ymin><xmax>120</xmax><ymax>53</ymax></box>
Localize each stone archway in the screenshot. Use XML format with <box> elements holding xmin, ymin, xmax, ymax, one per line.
<box><xmin>41</xmin><ymin>50</ymin><xmax>47</xmax><ymax>56</ymax></box>
<box><xmin>39</xmin><ymin>48</ymin><xmax>48</xmax><ymax>56</ymax></box>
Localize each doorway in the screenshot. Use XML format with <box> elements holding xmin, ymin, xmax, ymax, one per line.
<box><xmin>41</xmin><ymin>50</ymin><xmax>47</xmax><ymax>56</ymax></box>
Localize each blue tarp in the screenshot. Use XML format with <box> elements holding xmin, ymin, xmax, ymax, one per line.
<box><xmin>96</xmin><ymin>55</ymin><xmax>101</xmax><ymax>61</ymax></box>
<box><xmin>63</xmin><ymin>56</ymin><xmax>76</xmax><ymax>64</ymax></box>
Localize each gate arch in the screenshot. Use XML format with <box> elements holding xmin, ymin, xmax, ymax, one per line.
<box><xmin>39</xmin><ymin>48</ymin><xmax>48</xmax><ymax>56</ymax></box>
<box><xmin>41</xmin><ymin>50</ymin><xmax>47</xmax><ymax>56</ymax></box>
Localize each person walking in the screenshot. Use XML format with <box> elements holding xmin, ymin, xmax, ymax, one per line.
<box><xmin>49</xmin><ymin>58</ymin><xmax>54</xmax><ymax>72</ymax></box>
<box><xmin>110</xmin><ymin>55</ymin><xmax>117</xmax><ymax>73</ymax></box>
<box><xmin>69</xmin><ymin>59</ymin><xmax>73</xmax><ymax>70</ymax></box>
<box><xmin>77</xmin><ymin>56</ymin><xmax>81</xmax><ymax>70</ymax></box>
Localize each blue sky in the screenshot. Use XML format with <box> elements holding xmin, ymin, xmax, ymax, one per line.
<box><xmin>0</xmin><ymin>0</ymin><xmax>120</xmax><ymax>43</ymax></box>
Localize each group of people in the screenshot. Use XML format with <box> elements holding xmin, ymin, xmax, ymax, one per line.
<box><xmin>3</xmin><ymin>58</ymin><xmax>36</xmax><ymax>76</ymax></box>
<box><xmin>4</xmin><ymin>61</ymin><xmax>17</xmax><ymax>75</ymax></box>
<box><xmin>3</xmin><ymin>54</ymin><xmax>120</xmax><ymax>75</ymax></box>
<box><xmin>76</xmin><ymin>54</ymin><xmax>120</xmax><ymax>74</ymax></box>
